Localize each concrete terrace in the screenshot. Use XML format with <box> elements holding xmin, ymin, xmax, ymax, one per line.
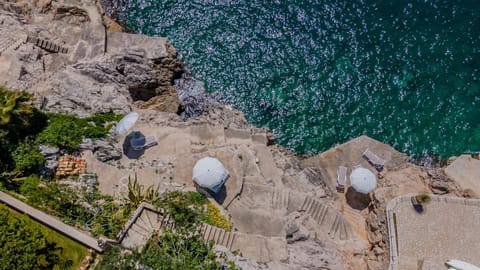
<box><xmin>387</xmin><ymin>195</ymin><xmax>480</xmax><ymax>270</ymax></box>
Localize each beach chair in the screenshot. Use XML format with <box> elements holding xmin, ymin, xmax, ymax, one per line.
<box><xmin>130</xmin><ymin>135</ymin><xmax>158</xmax><ymax>150</ymax></box>
<box><xmin>144</xmin><ymin>135</ymin><xmax>158</xmax><ymax>148</ymax></box>
<box><xmin>362</xmin><ymin>148</ymin><xmax>385</xmax><ymax>171</ymax></box>
<box><xmin>336</xmin><ymin>166</ymin><xmax>347</xmax><ymax>192</ymax></box>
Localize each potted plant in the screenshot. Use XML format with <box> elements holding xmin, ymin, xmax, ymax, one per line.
<box><xmin>411</xmin><ymin>192</ymin><xmax>431</xmax><ymax>213</ymax></box>
<box><xmin>415</xmin><ymin>193</ymin><xmax>432</xmax><ymax>204</ymax></box>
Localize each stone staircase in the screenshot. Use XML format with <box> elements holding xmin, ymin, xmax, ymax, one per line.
<box><xmin>272</xmin><ymin>187</ymin><xmax>290</xmax><ymax>209</ymax></box>
<box><xmin>119</xmin><ymin>206</ymin><xmax>174</xmax><ymax>249</ymax></box>
<box><xmin>0</xmin><ymin>34</ymin><xmax>26</xmax><ymax>56</ymax></box>
<box><xmin>342</xmin><ymin>206</ymin><xmax>365</xmax><ymax>232</ymax></box>
<box><xmin>198</xmin><ymin>223</ymin><xmax>236</xmax><ymax>250</ymax></box>
<box><xmin>26</xmin><ymin>36</ymin><xmax>69</xmax><ymax>54</ymax></box>
<box><xmin>328</xmin><ymin>212</ymin><xmax>351</xmax><ymax>240</ymax></box>
<box><xmin>300</xmin><ymin>196</ymin><xmax>352</xmax><ymax>241</ymax></box>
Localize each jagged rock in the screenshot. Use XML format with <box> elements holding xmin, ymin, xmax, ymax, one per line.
<box><xmin>430</xmin><ymin>180</ymin><xmax>449</xmax><ymax>194</ymax></box>
<box><xmin>39</xmin><ymin>144</ymin><xmax>60</xmax><ymax>157</ymax></box>
<box><xmin>367</xmin><ymin>229</ymin><xmax>383</xmax><ymax>245</ymax></box>
<box><xmin>366</xmin><ymin>212</ymin><xmax>379</xmax><ymax>232</ymax></box>
<box><xmin>1</xmin><ymin>0</ymin><xmax>32</xmax><ymax>19</ymax></box>
<box><xmin>79</xmin><ymin>138</ymin><xmax>94</xmax><ymax>151</ymax></box>
<box><xmin>463</xmin><ymin>188</ymin><xmax>479</xmax><ymax>199</ymax></box>
<box><xmin>285</xmin><ymin>223</ymin><xmax>299</xmax><ymax>237</ymax></box>
<box><xmin>373</xmin><ymin>246</ymin><xmax>384</xmax><ymax>256</ymax></box>
<box><xmin>54</xmin><ymin>5</ymin><xmax>89</xmax><ymax>21</ymax></box>
<box><xmin>33</xmin><ymin>0</ymin><xmax>51</xmax><ymax>12</ymax></box>
<box><xmin>93</xmin><ymin>140</ymin><xmax>122</xmax><ymax>162</ymax></box>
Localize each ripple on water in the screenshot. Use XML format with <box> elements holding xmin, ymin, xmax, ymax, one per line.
<box><xmin>111</xmin><ymin>0</ymin><xmax>480</xmax><ymax>158</ymax></box>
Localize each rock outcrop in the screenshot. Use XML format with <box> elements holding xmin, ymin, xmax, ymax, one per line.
<box><xmin>0</xmin><ymin>0</ymin><xmax>184</xmax><ymax>117</ymax></box>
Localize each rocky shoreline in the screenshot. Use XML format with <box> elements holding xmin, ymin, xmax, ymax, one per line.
<box><xmin>0</xmin><ymin>1</ymin><xmax>477</xmax><ymax>270</ymax></box>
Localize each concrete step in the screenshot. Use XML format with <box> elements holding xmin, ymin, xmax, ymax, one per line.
<box><xmin>132</xmin><ymin>220</ymin><xmax>152</xmax><ymax>236</ymax></box>
<box><xmin>199</xmin><ymin>223</ymin><xmax>236</xmax><ymax>250</ymax></box>
<box><xmin>328</xmin><ymin>214</ymin><xmax>340</xmax><ymax>239</ymax></box>
<box><xmin>342</xmin><ymin>206</ymin><xmax>365</xmax><ymax>229</ymax></box>
<box><xmin>227</xmin><ymin>232</ymin><xmax>235</xmax><ymax>250</ymax></box>
<box><xmin>159</xmin><ymin>214</ymin><xmax>175</xmax><ymax>230</ymax></box>
<box><xmin>142</xmin><ymin>210</ymin><xmax>154</xmax><ymax>229</ymax></box>
<box><xmin>272</xmin><ymin>187</ymin><xmax>289</xmax><ymax>209</ymax></box>
<box><xmin>130</xmin><ymin>223</ymin><xmax>150</xmax><ymax>238</ymax></box>
<box><xmin>339</xmin><ymin>219</ymin><xmax>350</xmax><ymax>240</ymax></box>
<box><xmin>146</xmin><ymin>210</ymin><xmax>162</xmax><ymax>230</ymax></box>
<box><xmin>136</xmin><ymin>212</ymin><xmax>152</xmax><ymax>231</ymax></box>
<box><xmin>26</xmin><ymin>36</ymin><xmax>69</xmax><ymax>54</ymax></box>
<box><xmin>240</xmin><ymin>196</ymin><xmax>257</xmax><ymax>209</ymax></box>
<box><xmin>301</xmin><ymin>196</ymin><xmax>352</xmax><ymax>241</ymax></box>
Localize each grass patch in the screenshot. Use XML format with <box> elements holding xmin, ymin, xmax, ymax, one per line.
<box><xmin>5</xmin><ymin>206</ymin><xmax>88</xmax><ymax>270</ymax></box>
<box><xmin>45</xmin><ymin>227</ymin><xmax>89</xmax><ymax>270</ymax></box>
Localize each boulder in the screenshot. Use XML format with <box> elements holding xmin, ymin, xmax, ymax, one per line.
<box><xmin>93</xmin><ymin>140</ymin><xmax>122</xmax><ymax>162</ymax></box>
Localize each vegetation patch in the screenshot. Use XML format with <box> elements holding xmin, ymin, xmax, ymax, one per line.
<box><xmin>37</xmin><ymin>112</ymin><xmax>122</xmax><ymax>152</ymax></box>
<box><xmin>154</xmin><ymin>191</ymin><xmax>231</xmax><ymax>231</ymax></box>
<box><xmin>18</xmin><ymin>175</ymin><xmax>130</xmax><ymax>238</ymax></box>
<box><xmin>97</xmin><ymin>229</ymin><xmax>222</xmax><ymax>270</ymax></box>
<box><xmin>0</xmin><ymin>203</ymin><xmax>87</xmax><ymax>270</ymax></box>
<box><xmin>201</xmin><ymin>200</ymin><xmax>231</xmax><ymax>231</ymax></box>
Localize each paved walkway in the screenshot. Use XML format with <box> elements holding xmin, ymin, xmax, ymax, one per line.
<box><xmin>387</xmin><ymin>195</ymin><xmax>480</xmax><ymax>270</ymax></box>
<box><xmin>0</xmin><ymin>191</ymin><xmax>104</xmax><ymax>252</ymax></box>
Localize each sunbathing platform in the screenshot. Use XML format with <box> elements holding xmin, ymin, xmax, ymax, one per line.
<box><xmin>387</xmin><ymin>195</ymin><xmax>480</xmax><ymax>270</ymax></box>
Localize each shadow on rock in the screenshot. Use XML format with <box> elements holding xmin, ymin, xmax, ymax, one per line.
<box><xmin>123</xmin><ymin>131</ymin><xmax>145</xmax><ymax>159</ymax></box>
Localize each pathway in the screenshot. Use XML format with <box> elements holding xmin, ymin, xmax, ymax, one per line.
<box><xmin>0</xmin><ymin>191</ymin><xmax>104</xmax><ymax>252</ymax></box>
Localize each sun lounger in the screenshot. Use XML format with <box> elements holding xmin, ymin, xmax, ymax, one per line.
<box><xmin>130</xmin><ymin>135</ymin><xmax>158</xmax><ymax>150</ymax></box>
<box><xmin>336</xmin><ymin>166</ymin><xmax>347</xmax><ymax>192</ymax></box>
<box><xmin>144</xmin><ymin>135</ymin><xmax>158</xmax><ymax>148</ymax></box>
<box><xmin>362</xmin><ymin>148</ymin><xmax>385</xmax><ymax>171</ymax></box>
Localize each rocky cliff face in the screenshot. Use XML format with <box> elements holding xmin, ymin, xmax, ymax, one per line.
<box><xmin>0</xmin><ymin>0</ymin><xmax>183</xmax><ymax>117</ymax></box>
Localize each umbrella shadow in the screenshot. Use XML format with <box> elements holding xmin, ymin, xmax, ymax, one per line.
<box><xmin>212</xmin><ymin>185</ymin><xmax>227</xmax><ymax>205</ymax></box>
<box><xmin>123</xmin><ymin>131</ymin><xmax>146</xmax><ymax>159</ymax></box>
<box><xmin>345</xmin><ymin>187</ymin><xmax>370</xmax><ymax>211</ymax></box>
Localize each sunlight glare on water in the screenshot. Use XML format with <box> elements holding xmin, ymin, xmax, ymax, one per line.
<box><xmin>110</xmin><ymin>0</ymin><xmax>480</xmax><ymax>159</ymax></box>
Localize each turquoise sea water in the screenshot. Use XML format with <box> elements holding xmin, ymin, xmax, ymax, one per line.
<box><xmin>110</xmin><ymin>0</ymin><xmax>480</xmax><ymax>159</ymax></box>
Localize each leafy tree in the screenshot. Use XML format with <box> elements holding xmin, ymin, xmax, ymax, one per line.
<box><xmin>0</xmin><ymin>204</ymin><xmax>64</xmax><ymax>269</ymax></box>
<box><xmin>12</xmin><ymin>138</ymin><xmax>44</xmax><ymax>176</ymax></box>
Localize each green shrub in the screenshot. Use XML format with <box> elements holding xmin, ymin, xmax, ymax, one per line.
<box><xmin>97</xmin><ymin>229</ymin><xmax>222</xmax><ymax>270</ymax></box>
<box><xmin>155</xmin><ymin>191</ymin><xmax>209</xmax><ymax>228</ymax></box>
<box><xmin>12</xmin><ymin>139</ymin><xmax>44</xmax><ymax>175</ymax></box>
<box><xmin>37</xmin><ymin>112</ymin><xmax>122</xmax><ymax>152</ymax></box>
<box><xmin>415</xmin><ymin>193</ymin><xmax>432</xmax><ymax>204</ymax></box>
<box><xmin>18</xmin><ymin>176</ymin><xmax>129</xmax><ymax>238</ymax></box>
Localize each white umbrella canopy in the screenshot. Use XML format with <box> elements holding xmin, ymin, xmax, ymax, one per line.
<box><xmin>115</xmin><ymin>112</ymin><xmax>139</xmax><ymax>136</ymax></box>
<box><xmin>192</xmin><ymin>157</ymin><xmax>228</xmax><ymax>193</ymax></box>
<box><xmin>350</xmin><ymin>167</ymin><xmax>377</xmax><ymax>194</ymax></box>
